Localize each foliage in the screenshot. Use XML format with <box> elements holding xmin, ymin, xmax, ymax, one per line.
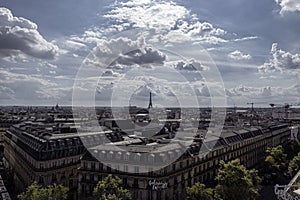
<box><xmin>215</xmin><ymin>159</ymin><xmax>261</xmax><ymax>200</ymax></box>
<box><xmin>284</xmin><ymin>139</ymin><xmax>300</xmax><ymax>160</ymax></box>
<box><xmin>18</xmin><ymin>182</ymin><xmax>69</xmax><ymax>200</ymax></box>
<box><xmin>265</xmin><ymin>145</ymin><xmax>287</xmax><ymax>173</ymax></box>
<box><xmin>18</xmin><ymin>182</ymin><xmax>48</xmax><ymax>200</ymax></box>
<box><xmin>186</xmin><ymin>183</ymin><xmax>216</xmax><ymax>200</ymax></box>
<box><xmin>289</xmin><ymin>152</ymin><xmax>300</xmax><ymax>177</ymax></box>
<box><xmin>93</xmin><ymin>174</ymin><xmax>131</xmax><ymax>200</ymax></box>
<box><xmin>47</xmin><ymin>184</ymin><xmax>69</xmax><ymax>200</ymax></box>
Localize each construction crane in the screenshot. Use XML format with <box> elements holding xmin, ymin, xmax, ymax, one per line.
<box><xmin>247</xmin><ymin>102</ymin><xmax>255</xmax><ymax>114</ymax></box>
<box><xmin>246</xmin><ymin>102</ymin><xmax>256</xmax><ymax>126</ymax></box>
<box><xmin>269</xmin><ymin>103</ymin><xmax>295</xmax><ymax>121</ymax></box>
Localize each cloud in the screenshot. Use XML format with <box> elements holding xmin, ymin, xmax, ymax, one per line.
<box><xmin>195</xmin><ymin>86</ymin><xmax>210</xmax><ymax>97</ymax></box>
<box><xmin>64</xmin><ymin>40</ymin><xmax>87</xmax><ymax>50</ymax></box>
<box><xmin>105</xmin><ymin>1</ymin><xmax>188</xmax><ymax>31</ymax></box>
<box><xmin>233</xmin><ymin>36</ymin><xmax>258</xmax><ymax>42</ymax></box>
<box><xmin>226</xmin><ymin>84</ymin><xmax>300</xmax><ymax>103</ymax></box>
<box><xmin>104</xmin><ymin>0</ymin><xmax>227</xmax><ymax>45</ymax></box>
<box><xmin>259</xmin><ymin>43</ymin><xmax>300</xmax><ymax>73</ymax></box>
<box><xmin>226</xmin><ymin>85</ymin><xmax>274</xmax><ymax>98</ymax></box>
<box><xmin>228</xmin><ymin>50</ymin><xmax>252</xmax><ymax>60</ymax></box>
<box><xmin>132</xmin><ymin>82</ymin><xmax>176</xmax><ymax>99</ymax></box>
<box><xmin>90</xmin><ymin>37</ymin><xmax>166</xmax><ymax>68</ymax></box>
<box><xmin>0</xmin><ymin>7</ymin><xmax>59</xmax><ymax>60</ymax></box>
<box><xmin>0</xmin><ymin>85</ymin><xmax>15</xmax><ymax>100</ymax></box>
<box><xmin>95</xmin><ymin>74</ymin><xmax>201</xmax><ymax>106</ymax></box>
<box><xmin>0</xmin><ymin>69</ymin><xmax>58</xmax><ymax>102</ymax></box>
<box><xmin>275</xmin><ymin>0</ymin><xmax>300</xmax><ymax>14</ymax></box>
<box><xmin>101</xmin><ymin>70</ymin><xmax>120</xmax><ymax>77</ymax></box>
<box><xmin>173</xmin><ymin>59</ymin><xmax>208</xmax><ymax>71</ymax></box>
<box><xmin>112</xmin><ymin>47</ymin><xmax>166</xmax><ymax>66</ymax></box>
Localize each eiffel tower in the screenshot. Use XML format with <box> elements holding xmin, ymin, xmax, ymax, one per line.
<box><xmin>148</xmin><ymin>92</ymin><xmax>153</xmax><ymax>109</ymax></box>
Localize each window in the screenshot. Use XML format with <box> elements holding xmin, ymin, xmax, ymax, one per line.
<box><xmin>123</xmin><ymin>177</ymin><xmax>128</xmax><ymax>185</ymax></box>
<box><xmin>135</xmin><ymin>153</ymin><xmax>141</xmax><ymax>161</ymax></box>
<box><xmin>125</xmin><ymin>152</ymin><xmax>130</xmax><ymax>161</ymax></box>
<box><xmin>108</xmin><ymin>151</ymin><xmax>113</xmax><ymax>160</ymax></box>
<box><xmin>90</xmin><ymin>174</ymin><xmax>94</xmax><ymax>182</ymax></box>
<box><xmin>107</xmin><ymin>164</ymin><xmax>111</xmax><ymax>172</ymax></box>
<box><xmin>116</xmin><ymin>152</ymin><xmax>122</xmax><ymax>160</ymax></box>
<box><xmin>134</xmin><ymin>179</ymin><xmax>138</xmax><ymax>187</ymax></box>
<box><xmin>134</xmin><ymin>166</ymin><xmax>139</xmax><ymax>173</ymax></box>
<box><xmin>148</xmin><ymin>154</ymin><xmax>155</xmax><ymax>163</ymax></box>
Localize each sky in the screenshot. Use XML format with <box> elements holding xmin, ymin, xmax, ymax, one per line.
<box><xmin>0</xmin><ymin>0</ymin><xmax>300</xmax><ymax>107</ymax></box>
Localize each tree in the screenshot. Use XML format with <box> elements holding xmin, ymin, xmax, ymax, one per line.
<box><xmin>289</xmin><ymin>152</ymin><xmax>300</xmax><ymax>177</ymax></box>
<box><xmin>18</xmin><ymin>182</ymin><xmax>68</xmax><ymax>200</ymax></box>
<box><xmin>264</xmin><ymin>145</ymin><xmax>287</xmax><ymax>173</ymax></box>
<box><xmin>186</xmin><ymin>183</ymin><xmax>216</xmax><ymax>200</ymax></box>
<box><xmin>18</xmin><ymin>181</ymin><xmax>47</xmax><ymax>200</ymax></box>
<box><xmin>93</xmin><ymin>174</ymin><xmax>131</xmax><ymax>200</ymax></box>
<box><xmin>215</xmin><ymin>159</ymin><xmax>261</xmax><ymax>200</ymax></box>
<box><xmin>46</xmin><ymin>183</ymin><xmax>69</xmax><ymax>200</ymax></box>
<box><xmin>284</xmin><ymin>139</ymin><xmax>300</xmax><ymax>160</ymax></box>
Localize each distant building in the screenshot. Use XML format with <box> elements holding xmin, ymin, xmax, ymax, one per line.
<box><xmin>1</xmin><ymin>106</ymin><xmax>296</xmax><ymax>200</ymax></box>
<box><xmin>291</xmin><ymin>126</ymin><xmax>300</xmax><ymax>141</ymax></box>
<box><xmin>79</xmin><ymin>124</ymin><xmax>291</xmax><ymax>200</ymax></box>
<box><xmin>3</xmin><ymin>121</ymin><xmax>118</xmax><ymax>199</ymax></box>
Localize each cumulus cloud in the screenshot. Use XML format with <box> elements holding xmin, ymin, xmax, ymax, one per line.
<box><xmin>95</xmin><ymin>74</ymin><xmax>207</xmax><ymax>106</ymax></box>
<box><xmin>259</xmin><ymin>43</ymin><xmax>300</xmax><ymax>73</ymax></box>
<box><xmin>103</xmin><ymin>0</ymin><xmax>227</xmax><ymax>45</ymax></box>
<box><xmin>133</xmin><ymin>82</ymin><xmax>176</xmax><ymax>99</ymax></box>
<box><xmin>275</xmin><ymin>0</ymin><xmax>300</xmax><ymax>14</ymax></box>
<box><xmin>0</xmin><ymin>7</ymin><xmax>59</xmax><ymax>60</ymax></box>
<box><xmin>195</xmin><ymin>86</ymin><xmax>210</xmax><ymax>97</ymax></box>
<box><xmin>174</xmin><ymin>59</ymin><xmax>208</xmax><ymax>71</ymax></box>
<box><xmin>226</xmin><ymin>84</ymin><xmax>300</xmax><ymax>104</ymax></box>
<box><xmin>0</xmin><ymin>69</ymin><xmax>59</xmax><ymax>102</ymax></box>
<box><xmin>228</xmin><ymin>50</ymin><xmax>252</xmax><ymax>60</ymax></box>
<box><xmin>88</xmin><ymin>37</ymin><xmax>166</xmax><ymax>68</ymax></box>
<box><xmin>226</xmin><ymin>85</ymin><xmax>274</xmax><ymax>98</ymax></box>
<box><xmin>101</xmin><ymin>70</ymin><xmax>120</xmax><ymax>77</ymax></box>
<box><xmin>112</xmin><ymin>47</ymin><xmax>166</xmax><ymax>66</ymax></box>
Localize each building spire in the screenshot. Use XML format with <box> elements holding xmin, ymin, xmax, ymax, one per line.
<box><xmin>148</xmin><ymin>92</ymin><xmax>153</xmax><ymax>109</ymax></box>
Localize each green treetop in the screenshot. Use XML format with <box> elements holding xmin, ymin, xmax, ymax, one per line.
<box><xmin>186</xmin><ymin>182</ymin><xmax>215</xmax><ymax>200</ymax></box>
<box><xmin>215</xmin><ymin>159</ymin><xmax>261</xmax><ymax>200</ymax></box>
<box><xmin>18</xmin><ymin>182</ymin><xmax>69</xmax><ymax>200</ymax></box>
<box><xmin>289</xmin><ymin>152</ymin><xmax>300</xmax><ymax>177</ymax></box>
<box><xmin>93</xmin><ymin>174</ymin><xmax>131</xmax><ymax>200</ymax></box>
<box><xmin>265</xmin><ymin>145</ymin><xmax>288</xmax><ymax>173</ymax></box>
